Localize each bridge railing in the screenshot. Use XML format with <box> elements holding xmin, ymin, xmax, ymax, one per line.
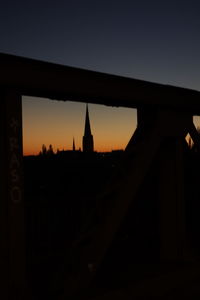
<box><xmin>1</xmin><ymin>53</ymin><xmax>200</xmax><ymax>299</ymax></box>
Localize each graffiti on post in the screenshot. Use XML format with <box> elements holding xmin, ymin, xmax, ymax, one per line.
<box><xmin>9</xmin><ymin>117</ymin><xmax>22</xmax><ymax>204</ymax></box>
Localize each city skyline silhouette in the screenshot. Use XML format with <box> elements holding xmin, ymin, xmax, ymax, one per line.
<box><xmin>22</xmin><ymin>98</ymin><xmax>137</xmax><ymax>155</ymax></box>
<box><xmin>22</xmin><ymin>96</ymin><xmax>200</xmax><ymax>156</ymax></box>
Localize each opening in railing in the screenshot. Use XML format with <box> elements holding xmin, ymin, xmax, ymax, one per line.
<box><xmin>22</xmin><ymin>95</ymin><xmax>137</xmax><ymax>295</ymax></box>
<box><xmin>22</xmin><ymin>96</ymin><xmax>137</xmax><ymax>155</ymax></box>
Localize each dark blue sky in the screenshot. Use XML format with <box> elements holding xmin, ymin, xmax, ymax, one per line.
<box><xmin>1</xmin><ymin>0</ymin><xmax>200</xmax><ymax>90</ymax></box>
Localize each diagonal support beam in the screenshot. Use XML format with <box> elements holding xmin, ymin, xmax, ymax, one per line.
<box><xmin>64</xmin><ymin>123</ymin><xmax>162</xmax><ymax>297</ymax></box>
<box><xmin>189</xmin><ymin>122</ymin><xmax>200</xmax><ymax>151</ymax></box>
<box><xmin>64</xmin><ymin>109</ymin><xmax>193</xmax><ymax>297</ymax></box>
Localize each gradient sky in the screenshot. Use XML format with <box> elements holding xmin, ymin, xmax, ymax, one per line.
<box><xmin>1</xmin><ymin>0</ymin><xmax>200</xmax><ymax>154</ymax></box>
<box><xmin>22</xmin><ymin>97</ymin><xmax>137</xmax><ymax>155</ymax></box>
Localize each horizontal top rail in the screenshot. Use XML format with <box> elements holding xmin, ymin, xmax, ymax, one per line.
<box><xmin>1</xmin><ymin>52</ymin><xmax>200</xmax><ymax>113</ymax></box>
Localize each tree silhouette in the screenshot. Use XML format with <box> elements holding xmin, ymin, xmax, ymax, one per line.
<box><xmin>41</xmin><ymin>144</ymin><xmax>47</xmax><ymax>155</ymax></box>
<box><xmin>47</xmin><ymin>144</ymin><xmax>54</xmax><ymax>155</ymax></box>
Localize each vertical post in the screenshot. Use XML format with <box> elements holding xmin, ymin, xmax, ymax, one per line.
<box><xmin>0</xmin><ymin>90</ymin><xmax>27</xmax><ymax>299</ymax></box>
<box><xmin>0</xmin><ymin>91</ymin><xmax>9</xmax><ymax>298</ymax></box>
<box><xmin>157</xmin><ymin>110</ymin><xmax>192</xmax><ymax>261</ymax></box>
<box><xmin>175</xmin><ymin>138</ymin><xmax>186</xmax><ymax>258</ymax></box>
<box><xmin>159</xmin><ymin>138</ymin><xmax>185</xmax><ymax>260</ymax></box>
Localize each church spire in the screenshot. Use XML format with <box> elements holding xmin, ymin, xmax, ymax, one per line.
<box><xmin>84</xmin><ymin>104</ymin><xmax>92</xmax><ymax>136</ymax></box>
<box><xmin>72</xmin><ymin>137</ymin><xmax>75</xmax><ymax>151</ymax></box>
<box><xmin>82</xmin><ymin>104</ymin><xmax>94</xmax><ymax>152</ymax></box>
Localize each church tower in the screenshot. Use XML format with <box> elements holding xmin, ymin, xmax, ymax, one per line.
<box><xmin>72</xmin><ymin>137</ymin><xmax>75</xmax><ymax>151</ymax></box>
<box><xmin>82</xmin><ymin>104</ymin><xmax>94</xmax><ymax>152</ymax></box>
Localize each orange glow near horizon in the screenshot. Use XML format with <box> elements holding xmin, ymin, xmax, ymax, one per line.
<box><xmin>22</xmin><ymin>96</ymin><xmax>137</xmax><ymax>156</ymax></box>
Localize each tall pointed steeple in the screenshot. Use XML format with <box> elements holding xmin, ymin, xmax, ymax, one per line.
<box><xmin>72</xmin><ymin>137</ymin><xmax>75</xmax><ymax>151</ymax></box>
<box><xmin>84</xmin><ymin>105</ymin><xmax>92</xmax><ymax>136</ymax></box>
<box><xmin>82</xmin><ymin>104</ymin><xmax>94</xmax><ymax>152</ymax></box>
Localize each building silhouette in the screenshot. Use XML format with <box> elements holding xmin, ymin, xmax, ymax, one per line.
<box><xmin>72</xmin><ymin>137</ymin><xmax>76</xmax><ymax>151</ymax></box>
<box><xmin>82</xmin><ymin>104</ymin><xmax>94</xmax><ymax>152</ymax></box>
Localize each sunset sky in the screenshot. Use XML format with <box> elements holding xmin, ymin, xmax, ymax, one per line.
<box><xmin>22</xmin><ymin>97</ymin><xmax>137</xmax><ymax>155</ymax></box>
<box><xmin>1</xmin><ymin>0</ymin><xmax>200</xmax><ymax>154</ymax></box>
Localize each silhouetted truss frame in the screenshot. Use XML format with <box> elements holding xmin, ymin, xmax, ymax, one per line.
<box><xmin>1</xmin><ymin>53</ymin><xmax>200</xmax><ymax>299</ymax></box>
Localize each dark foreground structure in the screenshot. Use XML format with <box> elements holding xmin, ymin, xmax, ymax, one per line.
<box><xmin>1</xmin><ymin>53</ymin><xmax>200</xmax><ymax>299</ymax></box>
